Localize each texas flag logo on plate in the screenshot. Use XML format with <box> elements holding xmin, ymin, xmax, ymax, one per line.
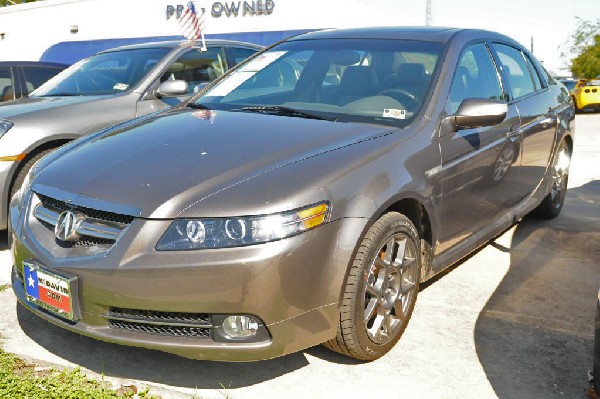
<box><xmin>24</xmin><ymin>263</ymin><xmax>74</xmax><ymax>320</ymax></box>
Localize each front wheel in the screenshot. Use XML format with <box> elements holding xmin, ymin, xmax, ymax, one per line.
<box><xmin>323</xmin><ymin>212</ymin><xmax>420</xmax><ymax>360</ymax></box>
<box><xmin>530</xmin><ymin>140</ymin><xmax>571</xmax><ymax>219</ymax></box>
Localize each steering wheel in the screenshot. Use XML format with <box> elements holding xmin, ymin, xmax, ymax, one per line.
<box><xmin>378</xmin><ymin>89</ymin><xmax>420</xmax><ymax>112</ymax></box>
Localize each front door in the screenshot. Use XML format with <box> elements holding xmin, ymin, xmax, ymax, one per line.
<box><xmin>437</xmin><ymin>42</ymin><xmax>521</xmax><ymax>255</ymax></box>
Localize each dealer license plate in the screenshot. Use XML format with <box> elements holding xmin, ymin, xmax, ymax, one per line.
<box><xmin>23</xmin><ymin>262</ymin><xmax>76</xmax><ymax>321</ymax></box>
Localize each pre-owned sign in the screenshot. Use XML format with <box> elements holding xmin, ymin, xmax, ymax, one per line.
<box><xmin>166</xmin><ymin>1</ymin><xmax>275</xmax><ymax>20</ymax></box>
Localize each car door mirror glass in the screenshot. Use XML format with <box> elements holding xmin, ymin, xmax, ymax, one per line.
<box><xmin>157</xmin><ymin>80</ymin><xmax>188</xmax><ymax>97</ymax></box>
<box><xmin>453</xmin><ymin>98</ymin><xmax>508</xmax><ymax>129</ymax></box>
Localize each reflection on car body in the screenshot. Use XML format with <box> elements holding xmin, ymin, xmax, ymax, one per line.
<box><xmin>9</xmin><ymin>27</ymin><xmax>574</xmax><ymax>362</ymax></box>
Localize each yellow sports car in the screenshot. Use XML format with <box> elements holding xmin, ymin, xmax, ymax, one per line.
<box><xmin>572</xmin><ymin>79</ymin><xmax>600</xmax><ymax>112</ymax></box>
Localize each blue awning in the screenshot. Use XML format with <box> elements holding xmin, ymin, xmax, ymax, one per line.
<box><xmin>40</xmin><ymin>30</ymin><xmax>316</xmax><ymax>65</ymax></box>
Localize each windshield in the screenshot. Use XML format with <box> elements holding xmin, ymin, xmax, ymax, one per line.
<box><xmin>33</xmin><ymin>48</ymin><xmax>171</xmax><ymax>96</ymax></box>
<box><xmin>196</xmin><ymin>38</ymin><xmax>443</xmax><ymax>127</ymax></box>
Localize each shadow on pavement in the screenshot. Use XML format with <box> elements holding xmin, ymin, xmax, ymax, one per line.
<box><xmin>16</xmin><ymin>302</ymin><xmax>312</xmax><ymax>389</ymax></box>
<box><xmin>475</xmin><ymin>180</ymin><xmax>600</xmax><ymax>398</ymax></box>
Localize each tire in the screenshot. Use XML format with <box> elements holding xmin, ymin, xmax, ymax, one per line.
<box><xmin>572</xmin><ymin>97</ymin><xmax>580</xmax><ymax>113</ymax></box>
<box><xmin>323</xmin><ymin>212</ymin><xmax>420</xmax><ymax>361</ymax></box>
<box><xmin>530</xmin><ymin>140</ymin><xmax>570</xmax><ymax>219</ymax></box>
<box><xmin>8</xmin><ymin>149</ymin><xmax>53</xmax><ymax>205</ymax></box>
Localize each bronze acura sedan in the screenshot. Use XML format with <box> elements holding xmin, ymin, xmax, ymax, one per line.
<box><xmin>9</xmin><ymin>27</ymin><xmax>574</xmax><ymax>361</ymax></box>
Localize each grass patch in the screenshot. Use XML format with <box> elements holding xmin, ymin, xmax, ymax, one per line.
<box><xmin>0</xmin><ymin>348</ymin><xmax>157</xmax><ymax>398</ymax></box>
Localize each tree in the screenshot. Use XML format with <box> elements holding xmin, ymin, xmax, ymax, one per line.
<box><xmin>561</xmin><ymin>18</ymin><xmax>600</xmax><ymax>78</ymax></box>
<box><xmin>0</xmin><ymin>0</ymin><xmax>39</xmax><ymax>6</ymax></box>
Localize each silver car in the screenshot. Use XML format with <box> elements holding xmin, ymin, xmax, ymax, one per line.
<box><xmin>0</xmin><ymin>39</ymin><xmax>262</xmax><ymax>230</ymax></box>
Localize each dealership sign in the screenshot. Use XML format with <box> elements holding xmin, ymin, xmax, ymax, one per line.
<box><xmin>167</xmin><ymin>1</ymin><xmax>275</xmax><ymax>19</ymax></box>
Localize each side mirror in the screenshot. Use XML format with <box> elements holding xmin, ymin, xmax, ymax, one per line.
<box><xmin>157</xmin><ymin>80</ymin><xmax>188</xmax><ymax>98</ymax></box>
<box><xmin>445</xmin><ymin>98</ymin><xmax>508</xmax><ymax>131</ymax></box>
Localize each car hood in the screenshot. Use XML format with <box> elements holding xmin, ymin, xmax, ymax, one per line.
<box><xmin>34</xmin><ymin>108</ymin><xmax>394</xmax><ymax>218</ymax></box>
<box><xmin>0</xmin><ymin>95</ymin><xmax>114</xmax><ymax>119</ymax></box>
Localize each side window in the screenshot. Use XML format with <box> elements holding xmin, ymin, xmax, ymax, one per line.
<box><xmin>22</xmin><ymin>67</ymin><xmax>63</xmax><ymax>94</ymax></box>
<box><xmin>493</xmin><ymin>44</ymin><xmax>536</xmax><ymax>100</ymax></box>
<box><xmin>230</xmin><ymin>47</ymin><xmax>258</xmax><ymax>65</ymax></box>
<box><xmin>0</xmin><ymin>67</ymin><xmax>13</xmax><ymax>102</ymax></box>
<box><xmin>161</xmin><ymin>47</ymin><xmax>227</xmax><ymax>95</ymax></box>
<box><xmin>523</xmin><ymin>55</ymin><xmax>543</xmax><ymax>90</ymax></box>
<box><xmin>448</xmin><ymin>43</ymin><xmax>503</xmax><ymax>114</ymax></box>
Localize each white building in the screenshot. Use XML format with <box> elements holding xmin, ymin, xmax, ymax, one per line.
<box><xmin>0</xmin><ymin>0</ymin><xmax>592</xmax><ymax>73</ymax></box>
<box><xmin>0</xmin><ymin>0</ymin><xmax>430</xmax><ymax>64</ymax></box>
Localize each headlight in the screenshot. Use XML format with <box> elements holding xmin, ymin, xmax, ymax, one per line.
<box><xmin>0</xmin><ymin>120</ymin><xmax>13</xmax><ymax>139</ymax></box>
<box><xmin>156</xmin><ymin>202</ymin><xmax>330</xmax><ymax>250</ymax></box>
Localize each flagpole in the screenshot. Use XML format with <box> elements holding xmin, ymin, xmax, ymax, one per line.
<box><xmin>200</xmin><ymin>6</ymin><xmax>207</xmax><ymax>51</ymax></box>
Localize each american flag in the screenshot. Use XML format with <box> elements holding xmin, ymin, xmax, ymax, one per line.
<box><xmin>178</xmin><ymin>1</ymin><xmax>207</xmax><ymax>50</ymax></box>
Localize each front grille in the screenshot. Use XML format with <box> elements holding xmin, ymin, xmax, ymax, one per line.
<box><xmin>109</xmin><ymin>320</ymin><xmax>212</xmax><ymax>338</ymax></box>
<box><xmin>105</xmin><ymin>307</ymin><xmax>212</xmax><ymax>339</ymax></box>
<box><xmin>30</xmin><ymin>192</ymin><xmax>133</xmax><ymax>254</ymax></box>
<box><xmin>38</xmin><ymin>194</ymin><xmax>134</xmax><ymax>225</ymax></box>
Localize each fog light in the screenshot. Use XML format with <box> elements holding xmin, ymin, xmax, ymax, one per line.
<box><xmin>222</xmin><ymin>315</ymin><xmax>259</xmax><ymax>338</ymax></box>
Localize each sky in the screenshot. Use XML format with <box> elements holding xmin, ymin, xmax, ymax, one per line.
<box><xmin>416</xmin><ymin>0</ymin><xmax>599</xmax><ymax>75</ymax></box>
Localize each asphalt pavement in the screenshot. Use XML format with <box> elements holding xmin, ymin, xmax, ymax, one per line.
<box><xmin>1</xmin><ymin>113</ymin><xmax>599</xmax><ymax>399</ymax></box>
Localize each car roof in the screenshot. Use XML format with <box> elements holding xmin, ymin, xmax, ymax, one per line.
<box><xmin>100</xmin><ymin>39</ymin><xmax>263</xmax><ymax>54</ymax></box>
<box><xmin>288</xmin><ymin>26</ymin><xmax>516</xmax><ymax>45</ymax></box>
<box><xmin>0</xmin><ymin>61</ymin><xmax>68</xmax><ymax>68</ymax></box>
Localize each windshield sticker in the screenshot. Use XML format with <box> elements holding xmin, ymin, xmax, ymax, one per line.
<box><xmin>113</xmin><ymin>83</ymin><xmax>129</xmax><ymax>91</ymax></box>
<box><xmin>239</xmin><ymin>51</ymin><xmax>287</xmax><ymax>72</ymax></box>
<box><xmin>207</xmin><ymin>51</ymin><xmax>288</xmax><ymax>97</ymax></box>
<box><xmin>382</xmin><ymin>108</ymin><xmax>406</xmax><ymax>119</ymax></box>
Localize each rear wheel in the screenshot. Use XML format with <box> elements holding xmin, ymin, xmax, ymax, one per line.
<box><xmin>530</xmin><ymin>140</ymin><xmax>570</xmax><ymax>219</ymax></box>
<box><xmin>323</xmin><ymin>212</ymin><xmax>420</xmax><ymax>360</ymax></box>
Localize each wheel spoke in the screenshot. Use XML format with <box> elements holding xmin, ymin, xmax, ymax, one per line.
<box><xmin>383</xmin><ymin>313</ymin><xmax>393</xmax><ymax>336</ymax></box>
<box><xmin>373</xmin><ymin>256</ymin><xmax>387</xmax><ymax>271</ymax></box>
<box><xmin>364</xmin><ymin>297</ymin><xmax>378</xmax><ymax>323</ymax></box>
<box><xmin>368</xmin><ymin>313</ymin><xmax>385</xmax><ymax>340</ymax></box>
<box><xmin>394</xmin><ymin>238</ymin><xmax>407</xmax><ymax>265</ymax></box>
<box><xmin>382</xmin><ymin>237</ymin><xmax>396</xmax><ymax>264</ymax></box>
<box><xmin>366</xmin><ymin>283</ymin><xmax>380</xmax><ymax>297</ymax></box>
<box><xmin>393</xmin><ymin>295</ymin><xmax>407</xmax><ymax>323</ymax></box>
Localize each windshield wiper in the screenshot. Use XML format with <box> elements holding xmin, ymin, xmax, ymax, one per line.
<box><xmin>186</xmin><ymin>102</ymin><xmax>211</xmax><ymax>109</ymax></box>
<box><xmin>234</xmin><ymin>106</ymin><xmax>338</xmax><ymax>122</ymax></box>
<box><xmin>42</xmin><ymin>93</ymin><xmax>83</xmax><ymax>97</ymax></box>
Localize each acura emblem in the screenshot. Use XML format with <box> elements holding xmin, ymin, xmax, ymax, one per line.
<box><xmin>55</xmin><ymin>211</ymin><xmax>79</xmax><ymax>242</ymax></box>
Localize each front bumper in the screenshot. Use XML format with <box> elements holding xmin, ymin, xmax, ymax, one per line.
<box><xmin>11</xmin><ymin>210</ymin><xmax>367</xmax><ymax>361</ymax></box>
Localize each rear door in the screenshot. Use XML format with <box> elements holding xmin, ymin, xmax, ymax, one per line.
<box><xmin>437</xmin><ymin>42</ymin><xmax>521</xmax><ymax>255</ymax></box>
<box><xmin>0</xmin><ymin>66</ymin><xmax>16</xmax><ymax>102</ymax></box>
<box><xmin>490</xmin><ymin>43</ymin><xmax>556</xmax><ymax>196</ymax></box>
<box><xmin>21</xmin><ymin>66</ymin><xmax>65</xmax><ymax>96</ymax></box>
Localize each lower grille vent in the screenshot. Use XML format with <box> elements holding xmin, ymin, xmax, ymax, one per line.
<box><xmin>106</xmin><ymin>307</ymin><xmax>212</xmax><ymax>339</ymax></box>
<box><xmin>109</xmin><ymin>320</ymin><xmax>211</xmax><ymax>338</ymax></box>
